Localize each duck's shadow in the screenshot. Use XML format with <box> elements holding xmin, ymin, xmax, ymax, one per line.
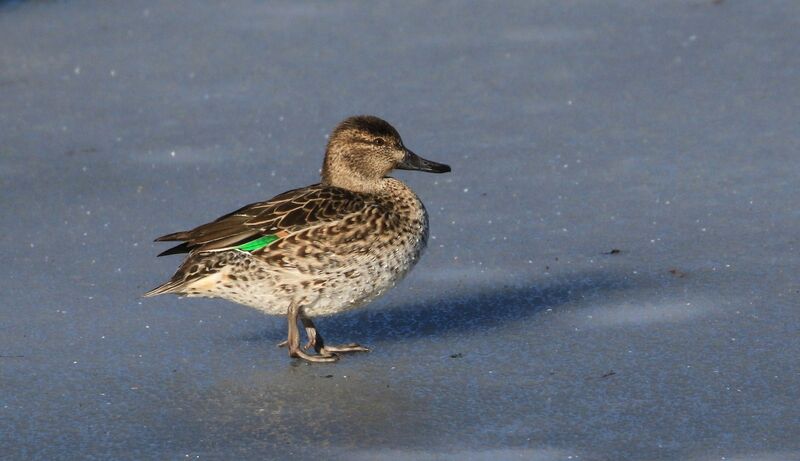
<box><xmin>241</xmin><ymin>268</ymin><xmax>645</xmax><ymax>345</ymax></box>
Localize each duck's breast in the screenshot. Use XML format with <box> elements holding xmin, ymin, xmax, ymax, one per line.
<box><xmin>302</xmin><ymin>180</ymin><xmax>429</xmax><ymax>316</ymax></box>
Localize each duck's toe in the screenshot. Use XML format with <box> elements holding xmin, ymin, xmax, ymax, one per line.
<box><xmin>290</xmin><ymin>348</ymin><xmax>340</xmax><ymax>363</ymax></box>
<box><xmin>321</xmin><ymin>343</ymin><xmax>370</xmax><ymax>354</ymax></box>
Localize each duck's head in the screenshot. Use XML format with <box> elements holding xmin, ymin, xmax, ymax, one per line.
<box><xmin>321</xmin><ymin>115</ymin><xmax>450</xmax><ymax>192</ymax></box>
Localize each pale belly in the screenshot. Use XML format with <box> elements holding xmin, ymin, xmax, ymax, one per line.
<box><xmin>303</xmin><ymin>240</ymin><xmax>424</xmax><ymax>316</ymax></box>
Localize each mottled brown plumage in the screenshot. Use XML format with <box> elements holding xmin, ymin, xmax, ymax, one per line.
<box><xmin>145</xmin><ymin>115</ymin><xmax>450</xmax><ymax>363</ymax></box>
<box><xmin>154</xmin><ymin>186</ymin><xmax>369</xmax><ymax>255</ymax></box>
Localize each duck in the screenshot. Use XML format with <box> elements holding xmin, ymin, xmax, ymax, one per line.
<box><xmin>144</xmin><ymin>115</ymin><xmax>451</xmax><ymax>362</ymax></box>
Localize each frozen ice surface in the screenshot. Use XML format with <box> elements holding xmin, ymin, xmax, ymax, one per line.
<box><xmin>1</xmin><ymin>1</ymin><xmax>799</xmax><ymax>460</ymax></box>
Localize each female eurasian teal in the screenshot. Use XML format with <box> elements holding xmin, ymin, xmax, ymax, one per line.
<box><xmin>145</xmin><ymin>116</ymin><xmax>451</xmax><ymax>362</ymax></box>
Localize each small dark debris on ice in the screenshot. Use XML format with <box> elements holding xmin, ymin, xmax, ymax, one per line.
<box><xmin>669</xmin><ymin>268</ymin><xmax>686</xmax><ymax>278</ymax></box>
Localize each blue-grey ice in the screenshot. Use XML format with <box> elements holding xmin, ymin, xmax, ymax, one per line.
<box><xmin>1</xmin><ymin>1</ymin><xmax>799</xmax><ymax>460</ymax></box>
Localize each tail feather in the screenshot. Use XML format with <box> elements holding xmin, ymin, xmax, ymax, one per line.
<box><xmin>154</xmin><ymin>231</ymin><xmax>190</xmax><ymax>242</ymax></box>
<box><xmin>142</xmin><ymin>280</ymin><xmax>184</xmax><ymax>297</ymax></box>
<box><xmin>145</xmin><ymin>252</ymin><xmax>229</xmax><ymax>298</ymax></box>
<box><xmin>157</xmin><ymin>242</ymin><xmax>192</xmax><ymax>257</ymax></box>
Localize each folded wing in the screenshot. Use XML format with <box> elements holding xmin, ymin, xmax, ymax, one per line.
<box><xmin>154</xmin><ymin>185</ymin><xmax>371</xmax><ymax>256</ymax></box>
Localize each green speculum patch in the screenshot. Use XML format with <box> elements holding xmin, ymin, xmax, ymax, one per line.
<box><xmin>237</xmin><ymin>234</ymin><xmax>279</xmax><ymax>252</ymax></box>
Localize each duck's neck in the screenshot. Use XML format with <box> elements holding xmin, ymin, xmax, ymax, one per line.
<box><xmin>321</xmin><ymin>172</ymin><xmax>388</xmax><ymax>194</ymax></box>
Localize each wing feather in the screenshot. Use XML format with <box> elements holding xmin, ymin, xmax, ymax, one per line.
<box><xmin>153</xmin><ymin>184</ymin><xmax>371</xmax><ymax>255</ymax></box>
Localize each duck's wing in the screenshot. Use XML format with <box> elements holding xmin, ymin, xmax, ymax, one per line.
<box><xmin>154</xmin><ymin>184</ymin><xmax>370</xmax><ymax>256</ymax></box>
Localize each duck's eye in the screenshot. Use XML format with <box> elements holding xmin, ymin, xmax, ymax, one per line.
<box><xmin>373</xmin><ymin>138</ymin><xmax>385</xmax><ymax>146</ymax></box>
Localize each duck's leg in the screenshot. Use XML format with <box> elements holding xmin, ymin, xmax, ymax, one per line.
<box><xmin>299</xmin><ymin>314</ymin><xmax>370</xmax><ymax>356</ymax></box>
<box><xmin>276</xmin><ymin>313</ymin><xmax>318</xmax><ymax>350</ymax></box>
<box><xmin>285</xmin><ymin>301</ymin><xmax>338</xmax><ymax>363</ymax></box>
<box><xmin>300</xmin><ymin>315</ymin><xmax>320</xmax><ymax>351</ymax></box>
<box><xmin>276</xmin><ymin>328</ymin><xmax>315</xmax><ymax>350</ymax></box>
